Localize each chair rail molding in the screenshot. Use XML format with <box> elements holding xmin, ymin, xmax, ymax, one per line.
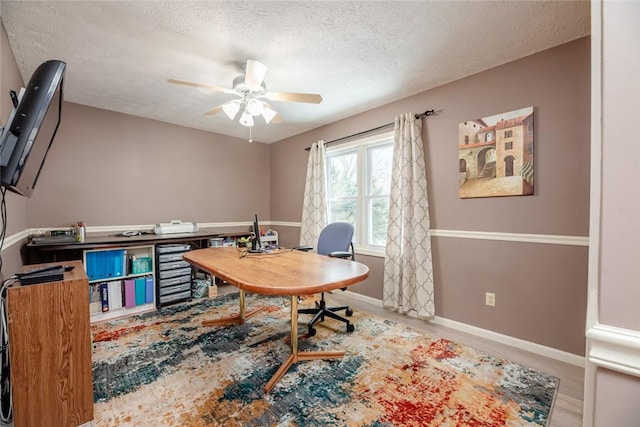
<box><xmin>586</xmin><ymin>323</ymin><xmax>640</xmax><ymax>378</ymax></box>
<box><xmin>2</xmin><ymin>224</ymin><xmax>589</xmax><ymax>252</ymax></box>
<box><xmin>270</xmin><ymin>222</ymin><xmax>589</xmax><ymax>246</ymax></box>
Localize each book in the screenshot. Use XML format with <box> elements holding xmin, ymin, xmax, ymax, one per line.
<box><xmin>89</xmin><ymin>283</ymin><xmax>102</xmax><ymax>314</ymax></box>
<box><xmin>100</xmin><ymin>283</ymin><xmax>109</xmax><ymax>312</ymax></box>
<box><xmin>108</xmin><ymin>280</ymin><xmax>123</xmax><ymax>310</ymax></box>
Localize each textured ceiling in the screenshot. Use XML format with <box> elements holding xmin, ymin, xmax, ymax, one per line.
<box><xmin>0</xmin><ymin>1</ymin><xmax>590</xmax><ymax>143</ymax></box>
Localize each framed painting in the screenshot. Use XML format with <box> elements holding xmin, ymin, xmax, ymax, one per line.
<box><xmin>458</xmin><ymin>106</ymin><xmax>534</xmax><ymax>198</ymax></box>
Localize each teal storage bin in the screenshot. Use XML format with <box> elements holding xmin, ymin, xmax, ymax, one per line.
<box><xmin>131</xmin><ymin>257</ymin><xmax>152</xmax><ymax>274</ymax></box>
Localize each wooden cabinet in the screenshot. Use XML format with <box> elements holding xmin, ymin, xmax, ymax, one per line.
<box><xmin>7</xmin><ymin>260</ymin><xmax>93</xmax><ymax>427</ymax></box>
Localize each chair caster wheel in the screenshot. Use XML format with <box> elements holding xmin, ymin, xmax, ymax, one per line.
<box><xmin>346</xmin><ymin>323</ymin><xmax>355</xmax><ymax>333</ymax></box>
<box><xmin>308</xmin><ymin>326</ymin><xmax>316</xmax><ymax>336</ymax></box>
<box><xmin>345</xmin><ymin>308</ymin><xmax>353</xmax><ymax>317</ymax></box>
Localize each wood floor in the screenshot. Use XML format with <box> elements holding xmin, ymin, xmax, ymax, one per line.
<box><xmin>217</xmin><ymin>284</ymin><xmax>584</xmax><ymax>426</ymax></box>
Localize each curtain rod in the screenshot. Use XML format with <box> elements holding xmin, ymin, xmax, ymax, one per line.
<box><xmin>304</xmin><ymin>109</ymin><xmax>436</xmax><ymax>151</ymax></box>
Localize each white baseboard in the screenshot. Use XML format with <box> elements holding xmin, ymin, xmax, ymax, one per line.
<box><xmin>430</xmin><ymin>316</ymin><xmax>584</xmax><ymax>367</ymax></box>
<box><xmin>343</xmin><ymin>290</ymin><xmax>585</xmax><ymax>367</ymax></box>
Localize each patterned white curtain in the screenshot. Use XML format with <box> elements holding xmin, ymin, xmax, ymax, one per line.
<box><xmin>383</xmin><ymin>113</ymin><xmax>435</xmax><ymax>319</ymax></box>
<box><xmin>299</xmin><ymin>140</ymin><xmax>327</xmax><ymax>246</ymax></box>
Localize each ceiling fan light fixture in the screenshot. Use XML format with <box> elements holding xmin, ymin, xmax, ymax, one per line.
<box><xmin>246</xmin><ymin>98</ymin><xmax>265</xmax><ymax>116</ymax></box>
<box><xmin>261</xmin><ymin>106</ymin><xmax>278</xmax><ymax>124</ymax></box>
<box><xmin>222</xmin><ymin>101</ymin><xmax>241</xmax><ymax>119</ymax></box>
<box><xmin>169</xmin><ymin>58</ymin><xmax>323</xmax><ymax>132</ymax></box>
<box><xmin>239</xmin><ymin>111</ymin><xmax>254</xmax><ymax>127</ymax></box>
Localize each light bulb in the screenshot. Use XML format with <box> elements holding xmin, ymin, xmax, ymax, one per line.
<box><xmin>261</xmin><ymin>106</ymin><xmax>277</xmax><ymax>124</ymax></box>
<box><xmin>222</xmin><ymin>101</ymin><xmax>241</xmax><ymax>119</ymax></box>
<box><xmin>239</xmin><ymin>111</ymin><xmax>254</xmax><ymax>127</ymax></box>
<box><xmin>246</xmin><ymin>98</ymin><xmax>264</xmax><ymax>116</ymax></box>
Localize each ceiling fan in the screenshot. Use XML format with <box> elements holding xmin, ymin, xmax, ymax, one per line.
<box><xmin>168</xmin><ymin>60</ymin><xmax>323</xmax><ymax>127</ymax></box>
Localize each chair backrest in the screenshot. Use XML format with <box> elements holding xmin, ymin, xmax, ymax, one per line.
<box><xmin>317</xmin><ymin>222</ymin><xmax>354</xmax><ymax>256</ymax></box>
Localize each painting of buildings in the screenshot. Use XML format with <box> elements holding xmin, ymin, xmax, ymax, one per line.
<box><xmin>458</xmin><ymin>106</ymin><xmax>534</xmax><ymax>198</ymax></box>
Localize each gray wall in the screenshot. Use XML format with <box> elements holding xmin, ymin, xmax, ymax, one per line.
<box><xmin>27</xmin><ymin>102</ymin><xmax>271</xmax><ymax>228</ymax></box>
<box><xmin>591</xmin><ymin>1</ymin><xmax>640</xmax><ymax>424</ymax></box>
<box><xmin>271</xmin><ymin>37</ymin><xmax>590</xmax><ymax>356</ymax></box>
<box><xmin>0</xmin><ymin>21</ymin><xmax>27</xmax><ymax>279</ymax></box>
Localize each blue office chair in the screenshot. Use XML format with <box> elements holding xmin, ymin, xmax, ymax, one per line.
<box><xmin>296</xmin><ymin>222</ymin><xmax>356</xmax><ymax>336</ymax></box>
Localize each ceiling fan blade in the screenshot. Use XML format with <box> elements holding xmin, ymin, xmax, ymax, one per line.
<box><xmin>203</xmin><ymin>105</ymin><xmax>224</xmax><ymax>116</ymax></box>
<box><xmin>244</xmin><ymin>60</ymin><xmax>268</xmax><ymax>91</ymax></box>
<box><xmin>167</xmin><ymin>79</ymin><xmax>236</xmax><ymax>94</ymax></box>
<box><xmin>270</xmin><ymin>113</ymin><xmax>284</xmax><ymax>124</ymax></box>
<box><xmin>265</xmin><ymin>91</ymin><xmax>323</xmax><ymax>104</ymax></box>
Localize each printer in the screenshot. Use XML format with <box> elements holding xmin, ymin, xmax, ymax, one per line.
<box><xmin>154</xmin><ymin>220</ymin><xmax>199</xmax><ymax>235</ymax></box>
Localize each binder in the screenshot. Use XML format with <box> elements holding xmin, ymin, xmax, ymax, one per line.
<box><xmin>111</xmin><ymin>250</ymin><xmax>124</xmax><ymax>277</ymax></box>
<box><xmin>134</xmin><ymin>277</ymin><xmax>146</xmax><ymax>305</ymax></box>
<box><xmin>124</xmin><ymin>279</ymin><xmax>136</xmax><ymax>308</ymax></box>
<box><xmin>122</xmin><ymin>250</ymin><xmax>129</xmax><ymax>276</ymax></box>
<box><xmin>95</xmin><ymin>251</ymin><xmax>107</xmax><ymax>280</ymax></box>
<box><xmin>104</xmin><ymin>251</ymin><xmax>114</xmax><ymax>277</ymax></box>
<box><xmin>145</xmin><ymin>276</ymin><xmax>154</xmax><ymax>304</ymax></box>
<box><xmin>108</xmin><ymin>280</ymin><xmax>123</xmax><ymax>310</ymax></box>
<box><xmin>85</xmin><ymin>252</ymin><xmax>96</xmax><ymax>280</ymax></box>
<box><xmin>100</xmin><ymin>283</ymin><xmax>109</xmax><ymax>312</ymax></box>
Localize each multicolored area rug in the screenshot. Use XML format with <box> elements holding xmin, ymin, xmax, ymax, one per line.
<box><xmin>91</xmin><ymin>293</ymin><xmax>558</xmax><ymax>426</ymax></box>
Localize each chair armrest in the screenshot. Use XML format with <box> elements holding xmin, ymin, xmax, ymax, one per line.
<box><xmin>293</xmin><ymin>245</ymin><xmax>313</xmax><ymax>252</ymax></box>
<box><xmin>328</xmin><ymin>251</ymin><xmax>353</xmax><ymax>259</ymax></box>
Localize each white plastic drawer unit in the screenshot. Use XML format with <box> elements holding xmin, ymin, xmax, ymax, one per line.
<box><xmin>158</xmin><ymin>260</ymin><xmax>191</xmax><ymax>271</ymax></box>
<box><xmin>158</xmin><ymin>253</ymin><xmax>186</xmax><ymax>263</ymax></box>
<box><xmin>158</xmin><ymin>275</ymin><xmax>191</xmax><ymax>287</ymax></box>
<box><xmin>159</xmin><ymin>282</ymin><xmax>192</xmax><ymax>296</ymax></box>
<box><xmin>158</xmin><ymin>267</ymin><xmax>192</xmax><ymax>280</ymax></box>
<box><xmin>159</xmin><ymin>290</ymin><xmax>191</xmax><ymax>304</ymax></box>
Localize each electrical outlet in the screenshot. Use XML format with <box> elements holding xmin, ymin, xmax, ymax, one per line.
<box><xmin>485</xmin><ymin>292</ymin><xmax>496</xmax><ymax>307</ymax></box>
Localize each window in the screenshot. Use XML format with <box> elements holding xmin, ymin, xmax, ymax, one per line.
<box><xmin>326</xmin><ymin>132</ymin><xmax>393</xmax><ymax>253</ymax></box>
<box><xmin>459</xmin><ymin>158</ymin><xmax>467</xmax><ymax>173</ymax></box>
<box><xmin>505</xmin><ymin>141</ymin><xmax>513</xmax><ymax>150</ymax></box>
<box><xmin>504</xmin><ymin>130</ymin><xmax>513</xmax><ymax>138</ymax></box>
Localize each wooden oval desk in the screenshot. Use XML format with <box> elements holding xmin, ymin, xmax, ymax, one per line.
<box><xmin>183</xmin><ymin>247</ymin><xmax>369</xmax><ymax>392</ymax></box>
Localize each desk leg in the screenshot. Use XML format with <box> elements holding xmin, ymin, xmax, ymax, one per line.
<box><xmin>202</xmin><ymin>289</ymin><xmax>267</xmax><ymax>327</ymax></box>
<box><xmin>264</xmin><ymin>296</ymin><xmax>345</xmax><ymax>393</ymax></box>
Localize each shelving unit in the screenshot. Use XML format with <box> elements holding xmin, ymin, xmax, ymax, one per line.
<box><xmin>84</xmin><ymin>245</ymin><xmax>156</xmax><ymax>323</ymax></box>
<box><xmin>259</xmin><ymin>231</ymin><xmax>279</xmax><ymax>249</ymax></box>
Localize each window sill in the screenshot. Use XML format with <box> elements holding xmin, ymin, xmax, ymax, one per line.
<box><xmin>354</xmin><ymin>246</ymin><xmax>385</xmax><ymax>258</ymax></box>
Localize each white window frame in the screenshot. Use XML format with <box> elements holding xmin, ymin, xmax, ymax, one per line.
<box><xmin>325</xmin><ymin>131</ymin><xmax>394</xmax><ymax>257</ymax></box>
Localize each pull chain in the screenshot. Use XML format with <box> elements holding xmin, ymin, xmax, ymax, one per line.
<box><xmin>249</xmin><ymin>126</ymin><xmax>253</xmax><ymax>143</ymax></box>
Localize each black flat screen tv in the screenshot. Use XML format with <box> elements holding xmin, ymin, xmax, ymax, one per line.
<box><xmin>0</xmin><ymin>60</ymin><xmax>66</xmax><ymax>197</ymax></box>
